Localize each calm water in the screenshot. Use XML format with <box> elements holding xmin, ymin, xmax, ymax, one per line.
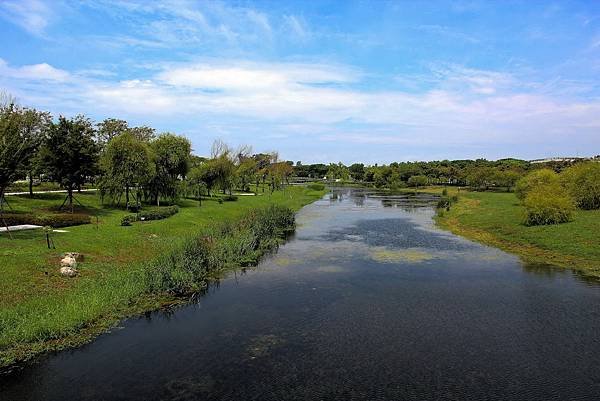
<box><xmin>2</xmin><ymin>188</ymin><xmax>600</xmax><ymax>401</ymax></box>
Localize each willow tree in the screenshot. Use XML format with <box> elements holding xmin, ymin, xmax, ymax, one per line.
<box><xmin>147</xmin><ymin>133</ymin><xmax>191</xmax><ymax>206</ymax></box>
<box><xmin>99</xmin><ymin>132</ymin><xmax>154</xmax><ymax>209</ymax></box>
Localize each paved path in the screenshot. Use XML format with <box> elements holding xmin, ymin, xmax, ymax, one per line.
<box><xmin>5</xmin><ymin>189</ymin><xmax>98</xmax><ymax>196</ymax></box>
<box><xmin>0</xmin><ymin>224</ymin><xmax>42</xmax><ymax>233</ymax></box>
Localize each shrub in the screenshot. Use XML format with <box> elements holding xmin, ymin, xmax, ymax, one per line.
<box><xmin>120</xmin><ymin>205</ymin><xmax>179</xmax><ymax>226</ymax></box>
<box><xmin>437</xmin><ymin>196</ymin><xmax>450</xmax><ymax>209</ymax></box>
<box><xmin>560</xmin><ymin>162</ymin><xmax>600</xmax><ymax>210</ymax></box>
<box><xmin>522</xmin><ymin>185</ymin><xmax>574</xmax><ymax>226</ymax></box>
<box><xmin>307</xmin><ymin>182</ymin><xmax>325</xmax><ymax>191</ymax></box>
<box><xmin>222</xmin><ymin>195</ymin><xmax>238</xmax><ymax>202</ymax></box>
<box><xmin>144</xmin><ymin>205</ymin><xmax>295</xmax><ymax>294</ymax></box>
<box><xmin>0</xmin><ymin>213</ymin><xmax>90</xmax><ymax>228</ymax></box>
<box><xmin>515</xmin><ymin>169</ymin><xmax>559</xmax><ymax>200</ymax></box>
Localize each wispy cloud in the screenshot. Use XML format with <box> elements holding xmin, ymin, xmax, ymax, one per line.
<box><xmin>0</xmin><ymin>0</ymin><xmax>54</xmax><ymax>36</ymax></box>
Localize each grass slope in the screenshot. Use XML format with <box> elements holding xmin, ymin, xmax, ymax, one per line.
<box><xmin>426</xmin><ymin>187</ymin><xmax>600</xmax><ymax>277</ymax></box>
<box><xmin>0</xmin><ymin>186</ymin><xmax>325</xmax><ymax>368</ymax></box>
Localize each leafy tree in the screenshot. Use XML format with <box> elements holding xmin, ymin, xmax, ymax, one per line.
<box><xmin>147</xmin><ymin>133</ymin><xmax>191</xmax><ymax>205</ymax></box>
<box><xmin>515</xmin><ymin>169</ymin><xmax>559</xmax><ymax>200</ymax></box>
<box><xmin>15</xmin><ymin>108</ymin><xmax>52</xmax><ymax>196</ymax></box>
<box><xmin>99</xmin><ymin>132</ymin><xmax>154</xmax><ymax>208</ymax></box>
<box><xmin>237</xmin><ymin>158</ymin><xmax>257</xmax><ymax>192</ymax></box>
<box><xmin>560</xmin><ymin>162</ymin><xmax>600</xmax><ymax>210</ymax></box>
<box><xmin>407</xmin><ymin>175</ymin><xmax>428</xmax><ymax>188</ymax></box>
<box><xmin>327</xmin><ymin>162</ymin><xmax>350</xmax><ymax>181</ymax></box>
<box><xmin>128</xmin><ymin>125</ymin><xmax>156</xmax><ymax>142</ymax></box>
<box><xmin>38</xmin><ymin>116</ymin><xmax>100</xmax><ymax>211</ymax></box>
<box><xmin>97</xmin><ymin>118</ymin><xmax>129</xmax><ymax>148</ymax></box>
<box><xmin>349</xmin><ymin>163</ymin><xmax>365</xmax><ymax>181</ymax></box>
<box><xmin>0</xmin><ymin>101</ymin><xmax>46</xmax><ymax>216</ymax></box>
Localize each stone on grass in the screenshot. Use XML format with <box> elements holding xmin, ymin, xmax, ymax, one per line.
<box><xmin>60</xmin><ymin>266</ymin><xmax>78</xmax><ymax>277</ymax></box>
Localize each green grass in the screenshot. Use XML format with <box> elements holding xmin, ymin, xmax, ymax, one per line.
<box><xmin>422</xmin><ymin>187</ymin><xmax>600</xmax><ymax>277</ymax></box>
<box><xmin>0</xmin><ymin>185</ymin><xmax>325</xmax><ymax>368</ymax></box>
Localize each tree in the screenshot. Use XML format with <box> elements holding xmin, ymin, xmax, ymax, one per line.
<box><xmin>407</xmin><ymin>175</ymin><xmax>428</xmax><ymax>188</ymax></box>
<box><xmin>237</xmin><ymin>158</ymin><xmax>257</xmax><ymax>192</ymax></box>
<box><xmin>128</xmin><ymin>125</ymin><xmax>156</xmax><ymax>142</ymax></box>
<box><xmin>38</xmin><ymin>116</ymin><xmax>99</xmax><ymax>211</ymax></box>
<box><xmin>147</xmin><ymin>133</ymin><xmax>191</xmax><ymax>205</ymax></box>
<box><xmin>349</xmin><ymin>163</ymin><xmax>365</xmax><ymax>181</ymax></box>
<box><xmin>560</xmin><ymin>162</ymin><xmax>600</xmax><ymax>210</ymax></box>
<box><xmin>515</xmin><ymin>169</ymin><xmax>559</xmax><ymax>200</ymax></box>
<box><xmin>209</xmin><ymin>140</ymin><xmax>236</xmax><ymax>195</ymax></box>
<box><xmin>0</xmin><ymin>100</ymin><xmax>46</xmax><ymax>233</ymax></box>
<box><xmin>99</xmin><ymin>132</ymin><xmax>153</xmax><ymax>208</ymax></box>
<box><xmin>97</xmin><ymin>118</ymin><xmax>129</xmax><ymax>148</ymax></box>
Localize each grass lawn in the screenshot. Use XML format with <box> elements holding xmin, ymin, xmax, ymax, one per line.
<box><xmin>420</xmin><ymin>186</ymin><xmax>600</xmax><ymax>278</ymax></box>
<box><xmin>0</xmin><ymin>185</ymin><xmax>325</xmax><ymax>368</ymax></box>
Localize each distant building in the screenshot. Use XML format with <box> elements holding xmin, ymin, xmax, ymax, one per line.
<box><xmin>529</xmin><ymin>157</ymin><xmax>589</xmax><ymax>164</ymax></box>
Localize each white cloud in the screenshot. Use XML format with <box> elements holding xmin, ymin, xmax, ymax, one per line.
<box><xmin>0</xmin><ymin>59</ymin><xmax>70</xmax><ymax>81</ymax></box>
<box><xmin>0</xmin><ymin>0</ymin><xmax>54</xmax><ymax>36</ymax></box>
<box><xmin>2</xmin><ymin>58</ymin><xmax>599</xmax><ymax>158</ymax></box>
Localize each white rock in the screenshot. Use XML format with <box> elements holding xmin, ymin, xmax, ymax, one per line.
<box><xmin>60</xmin><ymin>266</ymin><xmax>78</xmax><ymax>277</ymax></box>
<box><xmin>60</xmin><ymin>256</ymin><xmax>77</xmax><ymax>268</ymax></box>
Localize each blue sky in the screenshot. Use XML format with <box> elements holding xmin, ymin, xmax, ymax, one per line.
<box><xmin>1</xmin><ymin>0</ymin><xmax>599</xmax><ymax>163</ymax></box>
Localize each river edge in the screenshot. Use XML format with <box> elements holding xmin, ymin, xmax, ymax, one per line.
<box><xmin>428</xmin><ymin>189</ymin><xmax>600</xmax><ymax>280</ymax></box>
<box><xmin>0</xmin><ymin>189</ymin><xmax>326</xmax><ymax>372</ymax></box>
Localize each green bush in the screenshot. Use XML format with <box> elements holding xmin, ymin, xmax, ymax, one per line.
<box><xmin>307</xmin><ymin>182</ymin><xmax>325</xmax><ymax>191</ymax></box>
<box><xmin>515</xmin><ymin>169</ymin><xmax>559</xmax><ymax>200</ymax></box>
<box><xmin>560</xmin><ymin>162</ymin><xmax>600</xmax><ymax>210</ymax></box>
<box><xmin>0</xmin><ymin>213</ymin><xmax>91</xmax><ymax>228</ymax></box>
<box><xmin>437</xmin><ymin>196</ymin><xmax>451</xmax><ymax>209</ymax></box>
<box><xmin>120</xmin><ymin>205</ymin><xmax>179</xmax><ymax>226</ymax></box>
<box><xmin>522</xmin><ymin>185</ymin><xmax>574</xmax><ymax>226</ymax></box>
<box><xmin>222</xmin><ymin>195</ymin><xmax>238</xmax><ymax>202</ymax></box>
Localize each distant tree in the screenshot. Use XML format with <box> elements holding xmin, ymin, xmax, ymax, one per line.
<box><xmin>326</xmin><ymin>162</ymin><xmax>350</xmax><ymax>181</ymax></box>
<box><xmin>38</xmin><ymin>116</ymin><xmax>100</xmax><ymax>211</ymax></box>
<box><xmin>99</xmin><ymin>132</ymin><xmax>153</xmax><ymax>209</ymax></box>
<box><xmin>407</xmin><ymin>175</ymin><xmax>428</xmax><ymax>188</ymax></box>
<box><xmin>560</xmin><ymin>162</ymin><xmax>600</xmax><ymax>210</ymax></box>
<box><xmin>17</xmin><ymin>108</ymin><xmax>52</xmax><ymax>196</ymax></box>
<box><xmin>237</xmin><ymin>158</ymin><xmax>257</xmax><ymax>192</ymax></box>
<box><xmin>0</xmin><ymin>99</ymin><xmax>46</xmax><ymax>219</ymax></box>
<box><xmin>147</xmin><ymin>133</ymin><xmax>191</xmax><ymax>205</ymax></box>
<box><xmin>128</xmin><ymin>125</ymin><xmax>156</xmax><ymax>142</ymax></box>
<box><xmin>187</xmin><ymin>165</ymin><xmax>208</xmax><ymax>205</ymax></box>
<box><xmin>349</xmin><ymin>163</ymin><xmax>365</xmax><ymax>181</ymax></box>
<box><xmin>97</xmin><ymin>118</ymin><xmax>129</xmax><ymax>148</ymax></box>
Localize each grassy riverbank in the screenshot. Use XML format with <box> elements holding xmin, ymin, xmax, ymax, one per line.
<box><xmin>0</xmin><ymin>186</ymin><xmax>325</xmax><ymax>369</ymax></box>
<box><xmin>419</xmin><ymin>187</ymin><xmax>600</xmax><ymax>278</ymax></box>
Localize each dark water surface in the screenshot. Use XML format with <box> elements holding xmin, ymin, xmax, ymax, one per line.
<box><xmin>2</xmin><ymin>188</ymin><xmax>600</xmax><ymax>401</ymax></box>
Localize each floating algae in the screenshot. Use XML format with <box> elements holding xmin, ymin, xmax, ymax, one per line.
<box><xmin>369</xmin><ymin>246</ymin><xmax>436</xmax><ymax>263</ymax></box>
<box><xmin>316</xmin><ymin>265</ymin><xmax>346</xmax><ymax>273</ymax></box>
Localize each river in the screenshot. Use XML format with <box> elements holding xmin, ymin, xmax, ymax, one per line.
<box><xmin>2</xmin><ymin>188</ymin><xmax>600</xmax><ymax>400</ymax></box>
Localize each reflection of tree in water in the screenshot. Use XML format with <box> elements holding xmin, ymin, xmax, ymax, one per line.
<box><xmin>522</xmin><ymin>262</ymin><xmax>600</xmax><ymax>286</ymax></box>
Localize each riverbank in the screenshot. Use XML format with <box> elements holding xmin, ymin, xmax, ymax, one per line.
<box><xmin>0</xmin><ymin>186</ymin><xmax>326</xmax><ymax>369</ymax></box>
<box><xmin>418</xmin><ymin>187</ymin><xmax>600</xmax><ymax>278</ymax></box>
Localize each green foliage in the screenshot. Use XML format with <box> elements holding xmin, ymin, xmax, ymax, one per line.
<box><xmin>222</xmin><ymin>195</ymin><xmax>238</xmax><ymax>202</ymax></box>
<box><xmin>99</xmin><ymin>132</ymin><xmax>154</xmax><ymax>206</ymax></box>
<box><xmin>0</xmin><ymin>102</ymin><xmax>50</xmax><ymax>196</ymax></box>
<box><xmin>38</xmin><ymin>116</ymin><xmax>99</xmax><ymax>208</ymax></box>
<box><xmin>514</xmin><ymin>169</ymin><xmax>559</xmax><ymax>200</ymax></box>
<box><xmin>522</xmin><ymin>185</ymin><xmax>574</xmax><ymax>226</ymax></box>
<box><xmin>407</xmin><ymin>175</ymin><xmax>428</xmax><ymax>187</ymax></box>
<box><xmin>561</xmin><ymin>162</ymin><xmax>600</xmax><ymax>210</ymax></box>
<box><xmin>307</xmin><ymin>182</ymin><xmax>325</xmax><ymax>191</ymax></box>
<box><xmin>326</xmin><ymin>162</ymin><xmax>350</xmax><ymax>181</ymax></box>
<box><xmin>120</xmin><ymin>205</ymin><xmax>179</xmax><ymax>226</ymax></box>
<box><xmin>147</xmin><ymin>133</ymin><xmax>192</xmax><ymax>205</ymax></box>
<box><xmin>144</xmin><ymin>205</ymin><xmax>295</xmax><ymax>294</ymax></box>
<box><xmin>348</xmin><ymin>163</ymin><xmax>365</xmax><ymax>181</ymax></box>
<box><xmin>1</xmin><ymin>212</ymin><xmax>90</xmax><ymax>228</ymax></box>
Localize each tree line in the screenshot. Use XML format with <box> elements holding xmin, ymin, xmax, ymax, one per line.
<box><xmin>0</xmin><ymin>94</ymin><xmax>294</xmax><ymax>214</ymax></box>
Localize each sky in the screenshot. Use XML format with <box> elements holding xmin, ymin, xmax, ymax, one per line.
<box><xmin>1</xmin><ymin>0</ymin><xmax>599</xmax><ymax>164</ymax></box>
